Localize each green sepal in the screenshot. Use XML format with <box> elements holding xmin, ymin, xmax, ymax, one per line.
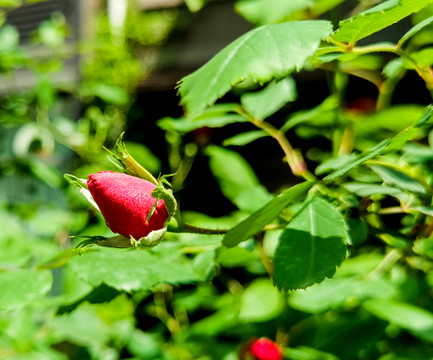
<box><xmin>148</xmin><ymin>174</ymin><xmax>178</xmax><ymax>222</ymax></box>
<box><xmin>64</xmin><ymin>174</ymin><xmax>88</xmax><ymax>189</ymax></box>
<box><xmin>131</xmin><ymin>227</ymin><xmax>167</xmax><ymax>250</ymax></box>
<box><xmin>106</xmin><ymin>132</ymin><xmax>158</xmax><ymax>185</ymax></box>
<box><xmin>73</xmin><ymin>234</ymin><xmax>133</xmax><ymax>252</ymax></box>
<box><xmin>64</xmin><ymin>174</ymin><xmax>100</xmax><ymax>210</ymax></box>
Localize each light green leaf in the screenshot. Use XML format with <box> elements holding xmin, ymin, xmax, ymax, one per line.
<box><xmin>364</xmin><ymin>299</ymin><xmax>433</xmax><ymax>342</ymax></box>
<box><xmin>343</xmin><ymin>182</ymin><xmax>407</xmax><ymax>198</ymax></box>
<box><xmin>0</xmin><ymin>269</ymin><xmax>52</xmax><ymax>310</ymax></box>
<box><xmin>286</xmin><ymin>346</ymin><xmax>340</xmax><ymax>360</ymax></box>
<box><xmin>68</xmin><ymin>248</ymin><xmax>199</xmax><ymax>292</ymax></box>
<box><xmin>399</xmin><ymin>14</ymin><xmax>433</xmax><ymax>45</ymax></box>
<box><xmin>223</xmin><ymin>130</ymin><xmax>268</xmax><ymax>146</ymax></box>
<box><xmin>324</xmin><ymin>139</ymin><xmax>392</xmax><ymax>182</ymax></box>
<box><xmin>241</xmin><ymin>77</ymin><xmax>297</xmax><ymax>120</ymax></box>
<box><xmin>333</xmin><ymin>0</ymin><xmax>433</xmax><ymax>45</ymax></box>
<box><xmin>235</xmin><ymin>0</ymin><xmax>314</xmax><ymax>25</ymax></box>
<box><xmin>158</xmin><ymin>114</ymin><xmax>247</xmax><ymax>133</ymax></box>
<box><xmin>324</xmin><ymin>105</ymin><xmax>433</xmax><ymax>181</ymax></box>
<box><xmin>179</xmin><ymin>20</ymin><xmax>333</xmax><ymax>115</ymax></box>
<box><xmin>371</xmin><ymin>164</ymin><xmax>426</xmax><ymax>194</ymax></box>
<box><xmin>289</xmin><ymin>278</ymin><xmax>354</xmax><ymax>313</ymax></box>
<box><xmin>273</xmin><ymin>197</ymin><xmax>349</xmax><ymax>290</ymax></box>
<box><xmin>239</xmin><ymin>278</ymin><xmax>284</xmax><ymax>322</ymax></box>
<box><xmin>222</xmin><ymin>181</ymin><xmax>314</xmax><ymax>247</ymax></box>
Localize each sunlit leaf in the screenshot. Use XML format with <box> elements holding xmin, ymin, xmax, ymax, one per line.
<box><xmin>235</xmin><ymin>0</ymin><xmax>313</xmax><ymax>26</ymax></box>
<box><xmin>0</xmin><ymin>269</ymin><xmax>52</xmax><ymax>310</ymax></box>
<box><xmin>69</xmin><ymin>247</ymin><xmax>199</xmax><ymax>292</ymax></box>
<box><xmin>370</xmin><ymin>164</ymin><xmax>426</xmax><ymax>194</ymax></box>
<box><xmin>273</xmin><ymin>197</ymin><xmax>349</xmax><ymax>290</ymax></box>
<box><xmin>399</xmin><ymin>14</ymin><xmax>433</xmax><ymax>45</ymax></box>
<box><xmin>333</xmin><ymin>0</ymin><xmax>433</xmax><ymax>45</ymax></box>
<box><xmin>364</xmin><ymin>299</ymin><xmax>433</xmax><ymax>342</ymax></box>
<box><xmin>223</xmin><ymin>130</ymin><xmax>268</xmax><ymax>146</ymax></box>
<box><xmin>179</xmin><ymin>20</ymin><xmax>332</xmax><ymax>115</ymax></box>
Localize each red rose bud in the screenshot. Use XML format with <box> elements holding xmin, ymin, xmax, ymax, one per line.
<box><xmin>87</xmin><ymin>171</ymin><xmax>169</xmax><ymax>242</ymax></box>
<box><xmin>244</xmin><ymin>338</ymin><xmax>283</xmax><ymax>360</ymax></box>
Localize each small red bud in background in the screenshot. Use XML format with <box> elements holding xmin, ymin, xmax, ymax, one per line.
<box><xmin>240</xmin><ymin>338</ymin><xmax>283</xmax><ymax>360</ymax></box>
<box><xmin>87</xmin><ymin>171</ymin><xmax>168</xmax><ymax>240</ymax></box>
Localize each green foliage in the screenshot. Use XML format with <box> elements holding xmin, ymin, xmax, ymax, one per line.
<box><xmin>333</xmin><ymin>0</ymin><xmax>433</xmax><ymax>45</ymax></box>
<box><xmin>5</xmin><ymin>0</ymin><xmax>433</xmax><ymax>359</ymax></box>
<box><xmin>178</xmin><ymin>20</ymin><xmax>333</xmax><ymax>115</ymax></box>
<box><xmin>274</xmin><ymin>196</ymin><xmax>349</xmax><ymax>290</ymax></box>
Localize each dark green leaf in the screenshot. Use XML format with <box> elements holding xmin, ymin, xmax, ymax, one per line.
<box><xmin>179</xmin><ymin>20</ymin><xmax>333</xmax><ymax>115</ymax></box>
<box><xmin>333</xmin><ymin>0</ymin><xmax>433</xmax><ymax>45</ymax></box>
<box><xmin>273</xmin><ymin>197</ymin><xmax>349</xmax><ymax>290</ymax></box>
<box><xmin>222</xmin><ymin>181</ymin><xmax>314</xmax><ymax>247</ymax></box>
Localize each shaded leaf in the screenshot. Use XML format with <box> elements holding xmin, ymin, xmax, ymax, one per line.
<box><xmin>241</xmin><ymin>77</ymin><xmax>297</xmax><ymax>120</ymax></box>
<box><xmin>222</xmin><ymin>181</ymin><xmax>314</xmax><ymax>247</ymax></box>
<box><xmin>273</xmin><ymin>197</ymin><xmax>349</xmax><ymax>290</ymax></box>
<box><xmin>179</xmin><ymin>20</ymin><xmax>333</xmax><ymax>115</ymax></box>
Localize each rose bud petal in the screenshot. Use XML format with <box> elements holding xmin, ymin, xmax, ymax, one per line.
<box><xmin>87</xmin><ymin>171</ymin><xmax>168</xmax><ymax>240</ymax></box>
<box><xmin>242</xmin><ymin>338</ymin><xmax>283</xmax><ymax>360</ymax></box>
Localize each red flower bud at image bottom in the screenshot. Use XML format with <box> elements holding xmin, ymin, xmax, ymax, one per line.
<box><xmin>242</xmin><ymin>338</ymin><xmax>283</xmax><ymax>360</ymax></box>
<box><xmin>87</xmin><ymin>171</ymin><xmax>168</xmax><ymax>240</ymax></box>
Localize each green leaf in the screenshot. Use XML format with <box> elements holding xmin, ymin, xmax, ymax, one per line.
<box><xmin>343</xmin><ymin>182</ymin><xmax>408</xmax><ymax>198</ymax></box>
<box><xmin>323</xmin><ymin>104</ymin><xmax>433</xmax><ymax>182</ymax></box>
<box><xmin>273</xmin><ymin>197</ymin><xmax>349</xmax><ymax>290</ymax></box>
<box><xmin>239</xmin><ymin>278</ymin><xmax>284</xmax><ymax>322</ymax></box>
<box><xmin>364</xmin><ymin>299</ymin><xmax>433</xmax><ymax>342</ymax></box>
<box><xmin>324</xmin><ymin>139</ymin><xmax>392</xmax><ymax>182</ymax></box>
<box><xmin>68</xmin><ymin>247</ymin><xmax>199</xmax><ymax>292</ymax></box>
<box><xmin>223</xmin><ymin>130</ymin><xmax>268</xmax><ymax>146</ymax></box>
<box><xmin>286</xmin><ymin>346</ymin><xmax>340</xmax><ymax>360</ymax></box>
<box><xmin>241</xmin><ymin>77</ymin><xmax>297</xmax><ymax>119</ymax></box>
<box><xmin>235</xmin><ymin>0</ymin><xmax>314</xmax><ymax>25</ymax></box>
<box><xmin>157</xmin><ymin>114</ymin><xmax>247</xmax><ymax>133</ymax></box>
<box><xmin>0</xmin><ymin>269</ymin><xmax>52</xmax><ymax>310</ymax></box>
<box><xmin>207</xmin><ymin>146</ymin><xmax>273</xmax><ymax>211</ymax></box>
<box><xmin>179</xmin><ymin>20</ymin><xmax>333</xmax><ymax>115</ymax></box>
<box><xmin>370</xmin><ymin>164</ymin><xmax>426</xmax><ymax>194</ymax></box>
<box><xmin>399</xmin><ymin>14</ymin><xmax>433</xmax><ymax>45</ymax></box>
<box><xmin>333</xmin><ymin>0</ymin><xmax>433</xmax><ymax>45</ymax></box>
<box><xmin>222</xmin><ymin>181</ymin><xmax>314</xmax><ymax>247</ymax></box>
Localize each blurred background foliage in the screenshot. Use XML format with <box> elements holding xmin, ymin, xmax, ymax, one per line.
<box><xmin>3</xmin><ymin>0</ymin><xmax>433</xmax><ymax>359</ymax></box>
